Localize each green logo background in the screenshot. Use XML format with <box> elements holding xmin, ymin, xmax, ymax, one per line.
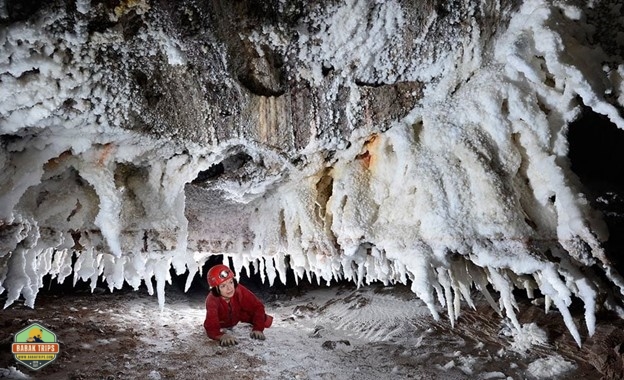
<box><xmin>15</xmin><ymin>323</ymin><xmax>56</xmax><ymax>343</ymax></box>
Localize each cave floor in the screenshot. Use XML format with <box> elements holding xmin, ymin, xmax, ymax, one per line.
<box><xmin>0</xmin><ymin>281</ymin><xmax>621</xmax><ymax>380</ymax></box>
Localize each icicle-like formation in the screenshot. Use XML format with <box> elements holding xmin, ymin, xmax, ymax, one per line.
<box><xmin>243</xmin><ymin>1</ymin><xmax>624</xmax><ymax>347</ymax></box>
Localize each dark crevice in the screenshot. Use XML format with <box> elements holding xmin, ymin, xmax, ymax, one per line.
<box><xmin>133</xmin><ymin>70</ymin><xmax>162</xmax><ymax>107</ymax></box>
<box><xmin>355</xmin><ymin>79</ymin><xmax>385</xmax><ymax>88</ymax></box>
<box><xmin>237</xmin><ymin>65</ymin><xmax>286</xmax><ymax>97</ymax></box>
<box><xmin>5</xmin><ymin>0</ymin><xmax>47</xmax><ymax>22</ymax></box>
<box><xmin>119</xmin><ymin>10</ymin><xmax>145</xmax><ymax>40</ymax></box>
<box><xmin>192</xmin><ymin>152</ymin><xmax>253</xmax><ymax>184</ymax></box>
<box><xmin>15</xmin><ymin>68</ymin><xmax>40</xmax><ymax>80</ymax></box>
<box><xmin>315</xmin><ymin>169</ymin><xmax>333</xmax><ymax>222</ymax></box>
<box><xmin>142</xmin><ymin>231</ymin><xmax>148</xmax><ymax>253</ymax></box>
<box><xmin>279</xmin><ymin>209</ymin><xmax>287</xmax><ymax>245</ymax></box>
<box><xmin>67</xmin><ymin>199</ymin><xmax>82</xmax><ymax>222</ymax></box>
<box><xmin>322</xmin><ymin>65</ymin><xmax>334</xmax><ymax>77</ymax></box>
<box><xmin>192</xmin><ymin>162</ymin><xmax>224</xmax><ymax>183</ymax></box>
<box><xmin>568</xmin><ymin>106</ymin><xmax>624</xmax><ymax>275</ymax></box>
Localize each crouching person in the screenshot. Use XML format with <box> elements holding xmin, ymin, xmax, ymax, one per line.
<box><xmin>203</xmin><ymin>264</ymin><xmax>273</xmax><ymax>346</ymax></box>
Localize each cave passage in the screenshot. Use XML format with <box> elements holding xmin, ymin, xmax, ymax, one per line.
<box><xmin>568</xmin><ymin>106</ymin><xmax>624</xmax><ymax>273</ymax></box>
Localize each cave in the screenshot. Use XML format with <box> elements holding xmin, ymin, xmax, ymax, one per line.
<box><xmin>2</xmin><ymin>0</ymin><xmax>624</xmax><ymax>379</ymax></box>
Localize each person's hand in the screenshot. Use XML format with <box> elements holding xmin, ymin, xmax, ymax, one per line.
<box><xmin>219</xmin><ymin>333</ymin><xmax>238</xmax><ymax>346</ymax></box>
<box><xmin>250</xmin><ymin>330</ymin><xmax>265</xmax><ymax>340</ymax></box>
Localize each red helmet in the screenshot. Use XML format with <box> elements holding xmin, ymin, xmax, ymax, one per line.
<box><xmin>207</xmin><ymin>264</ymin><xmax>235</xmax><ymax>287</ymax></box>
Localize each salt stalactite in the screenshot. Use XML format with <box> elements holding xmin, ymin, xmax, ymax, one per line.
<box><xmin>1</xmin><ymin>216</ymin><xmax>39</xmax><ymax>308</ymax></box>
<box><xmin>243</xmin><ymin>2</ymin><xmax>624</xmax><ymax>348</ymax></box>
<box><xmin>0</xmin><ymin>135</ymin><xmax>203</xmax><ymax>309</ymax></box>
<box><xmin>76</xmin><ymin>146</ymin><xmax>123</xmax><ymax>258</ymax></box>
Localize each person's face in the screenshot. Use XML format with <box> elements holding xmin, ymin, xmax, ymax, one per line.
<box><xmin>218</xmin><ymin>278</ymin><xmax>235</xmax><ymax>299</ymax></box>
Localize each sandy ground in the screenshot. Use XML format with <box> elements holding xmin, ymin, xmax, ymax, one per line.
<box><xmin>0</xmin><ymin>276</ymin><xmax>622</xmax><ymax>380</ymax></box>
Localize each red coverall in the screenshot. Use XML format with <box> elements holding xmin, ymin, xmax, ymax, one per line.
<box><xmin>203</xmin><ymin>284</ymin><xmax>270</xmax><ymax>340</ymax></box>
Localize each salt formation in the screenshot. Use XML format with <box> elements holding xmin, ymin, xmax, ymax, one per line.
<box><xmin>1</xmin><ymin>0</ymin><xmax>624</xmax><ymax>347</ymax></box>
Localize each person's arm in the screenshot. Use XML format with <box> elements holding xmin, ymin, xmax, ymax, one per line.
<box><xmin>238</xmin><ymin>285</ymin><xmax>267</xmax><ymax>332</ymax></box>
<box><xmin>205</xmin><ymin>294</ymin><xmax>239</xmax><ymax>346</ymax></box>
<box><xmin>203</xmin><ymin>295</ymin><xmax>225</xmax><ymax>340</ymax></box>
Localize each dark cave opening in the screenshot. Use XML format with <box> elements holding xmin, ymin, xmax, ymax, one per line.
<box><xmin>192</xmin><ymin>151</ymin><xmax>253</xmax><ymax>184</ymax></box>
<box><xmin>179</xmin><ymin>255</ymin><xmax>346</xmax><ymax>302</ymax></box>
<box><xmin>568</xmin><ymin>105</ymin><xmax>624</xmax><ymax>274</ymax></box>
<box><xmin>568</xmin><ymin>107</ymin><xmax>624</xmax><ymax>188</ymax></box>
